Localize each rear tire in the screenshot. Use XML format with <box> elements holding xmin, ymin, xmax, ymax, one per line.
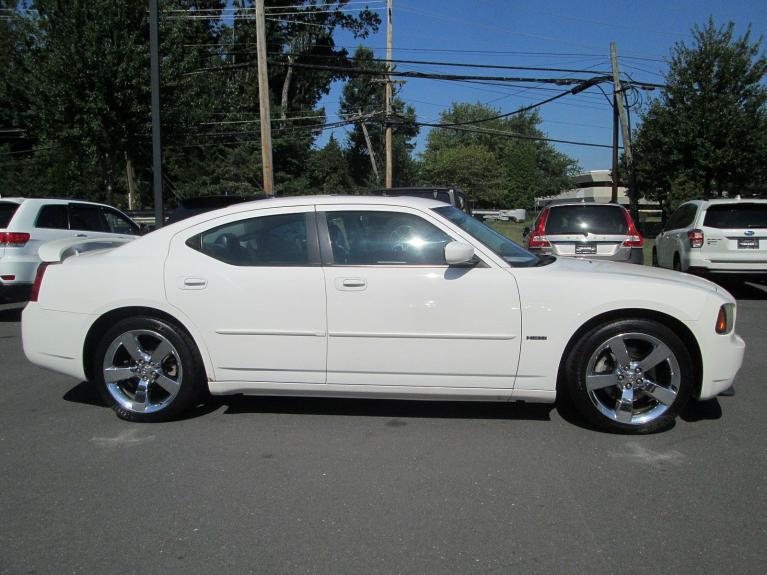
<box><xmin>651</xmin><ymin>248</ymin><xmax>658</xmax><ymax>267</ymax></box>
<box><xmin>673</xmin><ymin>253</ymin><xmax>682</xmax><ymax>272</ymax></box>
<box><xmin>93</xmin><ymin>316</ymin><xmax>205</xmax><ymax>422</ymax></box>
<box><xmin>565</xmin><ymin>318</ymin><xmax>693</xmax><ymax>434</ymax></box>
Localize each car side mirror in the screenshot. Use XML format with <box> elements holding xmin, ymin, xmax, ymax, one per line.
<box><xmin>522</xmin><ymin>226</ymin><xmax>531</xmax><ymax>238</ymax></box>
<box><xmin>445</xmin><ymin>241</ymin><xmax>476</xmax><ymax>266</ymax></box>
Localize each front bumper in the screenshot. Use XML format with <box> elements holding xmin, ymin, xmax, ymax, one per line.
<box><xmin>697</xmin><ymin>330</ymin><xmax>746</xmax><ymax>400</ymax></box>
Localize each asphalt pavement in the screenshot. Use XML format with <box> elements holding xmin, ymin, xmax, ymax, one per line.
<box><xmin>1</xmin><ymin>286</ymin><xmax>766</xmax><ymax>575</ymax></box>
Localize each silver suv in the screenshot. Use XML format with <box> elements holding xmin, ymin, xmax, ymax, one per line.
<box><xmin>526</xmin><ymin>202</ymin><xmax>644</xmax><ymax>264</ymax></box>
<box><xmin>1</xmin><ymin>198</ymin><xmax>139</xmax><ymax>303</ymax></box>
<box><xmin>653</xmin><ymin>198</ymin><xmax>767</xmax><ymax>279</ymax></box>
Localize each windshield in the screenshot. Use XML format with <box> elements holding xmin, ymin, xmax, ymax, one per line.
<box><xmin>0</xmin><ymin>202</ymin><xmax>19</xmax><ymax>228</ymax></box>
<box><xmin>433</xmin><ymin>206</ymin><xmax>540</xmax><ymax>267</ymax></box>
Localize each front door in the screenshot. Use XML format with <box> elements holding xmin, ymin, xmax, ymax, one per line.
<box><xmin>319</xmin><ymin>205</ymin><xmax>521</xmax><ymax>389</ymax></box>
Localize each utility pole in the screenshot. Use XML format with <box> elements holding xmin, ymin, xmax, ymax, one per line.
<box><xmin>610</xmin><ymin>42</ymin><xmax>637</xmax><ymax>218</ymax></box>
<box><xmin>611</xmin><ymin>93</ymin><xmax>619</xmax><ymax>203</ymax></box>
<box><xmin>255</xmin><ymin>0</ymin><xmax>274</xmax><ymax>196</ymax></box>
<box><xmin>149</xmin><ymin>0</ymin><xmax>164</xmax><ymax>227</ymax></box>
<box><xmin>359</xmin><ymin>118</ymin><xmax>380</xmax><ymax>183</ymax></box>
<box><xmin>385</xmin><ymin>0</ymin><xmax>393</xmax><ymax>188</ymax></box>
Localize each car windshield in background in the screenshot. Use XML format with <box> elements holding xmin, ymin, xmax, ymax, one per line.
<box><xmin>433</xmin><ymin>205</ymin><xmax>539</xmax><ymax>267</ymax></box>
<box><xmin>703</xmin><ymin>203</ymin><xmax>767</xmax><ymax>229</ymax></box>
<box><xmin>546</xmin><ymin>205</ymin><xmax>628</xmax><ymax>235</ymax></box>
<box><xmin>0</xmin><ymin>202</ymin><xmax>19</xmax><ymax>228</ymax></box>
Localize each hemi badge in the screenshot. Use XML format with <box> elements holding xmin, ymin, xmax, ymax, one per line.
<box><xmin>526</xmin><ymin>336</ymin><xmax>547</xmax><ymax>341</ymax></box>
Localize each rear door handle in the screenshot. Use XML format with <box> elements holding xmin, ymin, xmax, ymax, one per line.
<box><xmin>179</xmin><ymin>277</ymin><xmax>207</xmax><ymax>290</ymax></box>
<box><xmin>337</xmin><ymin>277</ymin><xmax>367</xmax><ymax>291</ymax></box>
<box><xmin>75</xmin><ymin>234</ymin><xmax>88</xmax><ymax>237</ymax></box>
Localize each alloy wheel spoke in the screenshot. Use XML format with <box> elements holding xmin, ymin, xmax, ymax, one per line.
<box><xmin>103</xmin><ymin>366</ymin><xmax>135</xmax><ymax>383</ymax></box>
<box><xmin>606</xmin><ymin>336</ymin><xmax>631</xmax><ymax>368</ymax></box>
<box><xmin>638</xmin><ymin>344</ymin><xmax>672</xmax><ymax>372</ymax></box>
<box><xmin>586</xmin><ymin>372</ymin><xmax>620</xmax><ymax>391</ymax></box>
<box><xmin>155</xmin><ymin>373</ymin><xmax>180</xmax><ymax>395</ymax></box>
<box><xmin>615</xmin><ymin>387</ymin><xmax>634</xmax><ymax>423</ymax></box>
<box><xmin>133</xmin><ymin>378</ymin><xmax>150</xmax><ymax>412</ymax></box>
<box><xmin>642</xmin><ymin>378</ymin><xmax>677</xmax><ymax>406</ymax></box>
<box><xmin>150</xmin><ymin>340</ymin><xmax>173</xmax><ymax>364</ymax></box>
<box><xmin>120</xmin><ymin>333</ymin><xmax>147</xmax><ymax>363</ymax></box>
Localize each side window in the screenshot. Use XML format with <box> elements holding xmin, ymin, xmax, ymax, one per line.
<box><xmin>189</xmin><ymin>212</ymin><xmax>309</xmax><ymax>266</ymax></box>
<box><xmin>326</xmin><ymin>211</ymin><xmax>452</xmax><ymax>265</ymax></box>
<box><xmin>102</xmin><ymin>208</ymin><xmax>139</xmax><ymax>235</ymax></box>
<box><xmin>69</xmin><ymin>204</ymin><xmax>107</xmax><ymax>232</ymax></box>
<box><xmin>35</xmin><ymin>205</ymin><xmax>69</xmax><ymax>229</ymax></box>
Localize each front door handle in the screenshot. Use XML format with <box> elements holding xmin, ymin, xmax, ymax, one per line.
<box><xmin>179</xmin><ymin>277</ymin><xmax>207</xmax><ymax>290</ymax></box>
<box><xmin>336</xmin><ymin>277</ymin><xmax>367</xmax><ymax>291</ymax></box>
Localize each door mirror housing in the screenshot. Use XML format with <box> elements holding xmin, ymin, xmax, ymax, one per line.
<box><xmin>444</xmin><ymin>241</ymin><xmax>476</xmax><ymax>266</ymax></box>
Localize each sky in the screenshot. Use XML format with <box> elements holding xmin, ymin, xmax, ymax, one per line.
<box><xmin>298</xmin><ymin>0</ymin><xmax>767</xmax><ymax>173</ymax></box>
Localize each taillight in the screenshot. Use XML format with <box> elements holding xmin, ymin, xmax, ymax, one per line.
<box><xmin>621</xmin><ymin>209</ymin><xmax>644</xmax><ymax>247</ymax></box>
<box><xmin>689</xmin><ymin>229</ymin><xmax>704</xmax><ymax>248</ymax></box>
<box><xmin>528</xmin><ymin>208</ymin><xmax>551</xmax><ymax>248</ymax></box>
<box><xmin>0</xmin><ymin>232</ymin><xmax>30</xmax><ymax>246</ymax></box>
<box><xmin>29</xmin><ymin>263</ymin><xmax>49</xmax><ymax>302</ymax></box>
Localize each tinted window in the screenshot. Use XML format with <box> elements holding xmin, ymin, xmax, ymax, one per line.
<box><xmin>666</xmin><ymin>204</ymin><xmax>697</xmax><ymax>230</ymax></box>
<box><xmin>545</xmin><ymin>205</ymin><xmax>628</xmax><ymax>235</ymax></box>
<box><xmin>434</xmin><ymin>206</ymin><xmax>539</xmax><ymax>267</ymax></box>
<box><xmin>327</xmin><ymin>211</ymin><xmax>452</xmax><ymax>265</ymax></box>
<box><xmin>0</xmin><ymin>202</ymin><xmax>20</xmax><ymax>228</ymax></box>
<box><xmin>191</xmin><ymin>212</ymin><xmax>309</xmax><ymax>266</ymax></box>
<box><xmin>102</xmin><ymin>208</ymin><xmax>139</xmax><ymax>235</ymax></box>
<box><xmin>703</xmin><ymin>203</ymin><xmax>767</xmax><ymax>229</ymax></box>
<box><xmin>69</xmin><ymin>204</ymin><xmax>107</xmax><ymax>232</ymax></box>
<box><xmin>35</xmin><ymin>204</ymin><xmax>69</xmax><ymax>229</ymax></box>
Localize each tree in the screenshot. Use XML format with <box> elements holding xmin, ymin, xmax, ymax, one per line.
<box><xmin>632</xmin><ymin>18</ymin><xmax>767</xmax><ymax>210</ymax></box>
<box><xmin>306</xmin><ymin>135</ymin><xmax>353</xmax><ymax>193</ymax></box>
<box><xmin>419</xmin><ymin>103</ymin><xmax>577</xmax><ymax>209</ymax></box>
<box><xmin>339</xmin><ymin>46</ymin><xmax>418</xmax><ymax>188</ymax></box>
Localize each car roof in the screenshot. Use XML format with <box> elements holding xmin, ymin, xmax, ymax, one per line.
<box><xmin>0</xmin><ymin>197</ymin><xmax>127</xmax><ymax>209</ymax></box>
<box><xmin>547</xmin><ymin>202</ymin><xmax>625</xmax><ymax>208</ymax></box>
<box><xmin>687</xmin><ymin>198</ymin><xmax>767</xmax><ymax>206</ymax></box>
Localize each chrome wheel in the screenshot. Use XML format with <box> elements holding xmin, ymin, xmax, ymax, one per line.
<box><xmin>585</xmin><ymin>332</ymin><xmax>681</xmax><ymax>426</ymax></box>
<box><xmin>101</xmin><ymin>329</ymin><xmax>183</xmax><ymax>414</ymax></box>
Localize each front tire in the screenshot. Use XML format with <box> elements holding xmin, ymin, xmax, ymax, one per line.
<box><xmin>93</xmin><ymin>316</ymin><xmax>205</xmax><ymax>422</ymax></box>
<box><xmin>565</xmin><ymin>318</ymin><xmax>693</xmax><ymax>434</ymax></box>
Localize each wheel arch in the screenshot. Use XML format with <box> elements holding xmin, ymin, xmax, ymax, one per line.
<box><xmin>556</xmin><ymin>308</ymin><xmax>703</xmax><ymax>398</ymax></box>
<box><xmin>83</xmin><ymin>306</ymin><xmax>211</xmax><ymax>383</ymax></box>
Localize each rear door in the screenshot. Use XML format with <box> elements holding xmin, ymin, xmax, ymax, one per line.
<box><xmin>544</xmin><ymin>205</ymin><xmax>630</xmax><ymax>259</ymax></box>
<box><xmin>699</xmin><ymin>203</ymin><xmax>767</xmax><ymax>268</ymax></box>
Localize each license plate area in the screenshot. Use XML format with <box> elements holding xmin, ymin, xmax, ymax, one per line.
<box><xmin>575</xmin><ymin>243</ymin><xmax>597</xmax><ymax>255</ymax></box>
<box><xmin>738</xmin><ymin>238</ymin><xmax>759</xmax><ymax>249</ymax></box>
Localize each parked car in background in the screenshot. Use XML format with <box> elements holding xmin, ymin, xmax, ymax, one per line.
<box><xmin>525</xmin><ymin>202</ymin><xmax>644</xmax><ymax>264</ymax></box>
<box><xmin>165</xmin><ymin>195</ymin><xmax>262</xmax><ymax>225</ymax></box>
<box><xmin>0</xmin><ymin>198</ymin><xmax>139</xmax><ymax>303</ymax></box>
<box><xmin>653</xmin><ymin>198</ymin><xmax>767</xmax><ymax>281</ymax></box>
<box><xmin>369</xmin><ymin>187</ymin><xmax>471</xmax><ymax>214</ymax></box>
<box><xmin>23</xmin><ymin>195</ymin><xmax>744</xmax><ymax>434</ymax></box>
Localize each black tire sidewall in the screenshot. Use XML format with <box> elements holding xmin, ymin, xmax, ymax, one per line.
<box><xmin>92</xmin><ymin>316</ymin><xmax>205</xmax><ymax>422</ymax></box>
<box><xmin>565</xmin><ymin>318</ymin><xmax>693</xmax><ymax>434</ymax></box>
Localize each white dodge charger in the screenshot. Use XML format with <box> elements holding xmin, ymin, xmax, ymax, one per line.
<box><xmin>22</xmin><ymin>196</ymin><xmax>745</xmax><ymax>433</ymax></box>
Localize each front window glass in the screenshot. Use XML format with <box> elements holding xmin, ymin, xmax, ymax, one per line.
<box><xmin>327</xmin><ymin>211</ymin><xmax>452</xmax><ymax>265</ymax></box>
<box><xmin>102</xmin><ymin>208</ymin><xmax>139</xmax><ymax>235</ymax></box>
<box><xmin>703</xmin><ymin>203</ymin><xmax>767</xmax><ymax>229</ymax></box>
<box><xmin>433</xmin><ymin>206</ymin><xmax>539</xmax><ymax>267</ymax></box>
<box><xmin>69</xmin><ymin>204</ymin><xmax>107</xmax><ymax>232</ymax></box>
<box><xmin>191</xmin><ymin>212</ymin><xmax>309</xmax><ymax>266</ymax></box>
<box><xmin>545</xmin><ymin>205</ymin><xmax>628</xmax><ymax>235</ymax></box>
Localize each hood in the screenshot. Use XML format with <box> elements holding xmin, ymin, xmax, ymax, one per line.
<box><xmin>546</xmin><ymin>257</ymin><xmax>721</xmax><ymax>294</ymax></box>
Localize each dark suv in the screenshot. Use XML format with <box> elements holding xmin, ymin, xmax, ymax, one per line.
<box><xmin>369</xmin><ymin>187</ymin><xmax>471</xmax><ymax>213</ymax></box>
<box><xmin>526</xmin><ymin>202</ymin><xmax>644</xmax><ymax>264</ymax></box>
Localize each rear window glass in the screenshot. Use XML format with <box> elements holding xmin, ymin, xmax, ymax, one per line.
<box><xmin>703</xmin><ymin>204</ymin><xmax>767</xmax><ymax>229</ymax></box>
<box><xmin>0</xmin><ymin>202</ymin><xmax>19</xmax><ymax>228</ymax></box>
<box><xmin>545</xmin><ymin>205</ymin><xmax>628</xmax><ymax>235</ymax></box>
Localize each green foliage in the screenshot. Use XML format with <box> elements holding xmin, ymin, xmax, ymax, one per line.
<box><xmin>419</xmin><ymin>103</ymin><xmax>577</xmax><ymax>209</ymax></box>
<box><xmin>632</xmin><ymin>18</ymin><xmax>767</xmax><ymax>210</ymax></box>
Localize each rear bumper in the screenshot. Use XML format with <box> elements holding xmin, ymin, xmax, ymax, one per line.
<box><xmin>688</xmin><ymin>266</ymin><xmax>767</xmax><ymax>279</ymax></box>
<box><xmin>0</xmin><ymin>282</ymin><xmax>32</xmax><ymax>304</ymax></box>
<box><xmin>528</xmin><ymin>246</ymin><xmax>644</xmax><ymax>264</ymax></box>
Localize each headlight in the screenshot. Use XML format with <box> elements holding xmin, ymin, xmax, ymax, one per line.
<box><xmin>715</xmin><ymin>303</ymin><xmax>735</xmax><ymax>334</ymax></box>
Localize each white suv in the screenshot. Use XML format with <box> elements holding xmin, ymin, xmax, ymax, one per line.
<box><xmin>1</xmin><ymin>198</ymin><xmax>140</xmax><ymax>303</ymax></box>
<box><xmin>653</xmin><ymin>198</ymin><xmax>767</xmax><ymax>279</ymax></box>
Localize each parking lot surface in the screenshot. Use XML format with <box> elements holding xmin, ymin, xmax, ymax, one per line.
<box><xmin>1</xmin><ymin>286</ymin><xmax>766</xmax><ymax>575</ymax></box>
